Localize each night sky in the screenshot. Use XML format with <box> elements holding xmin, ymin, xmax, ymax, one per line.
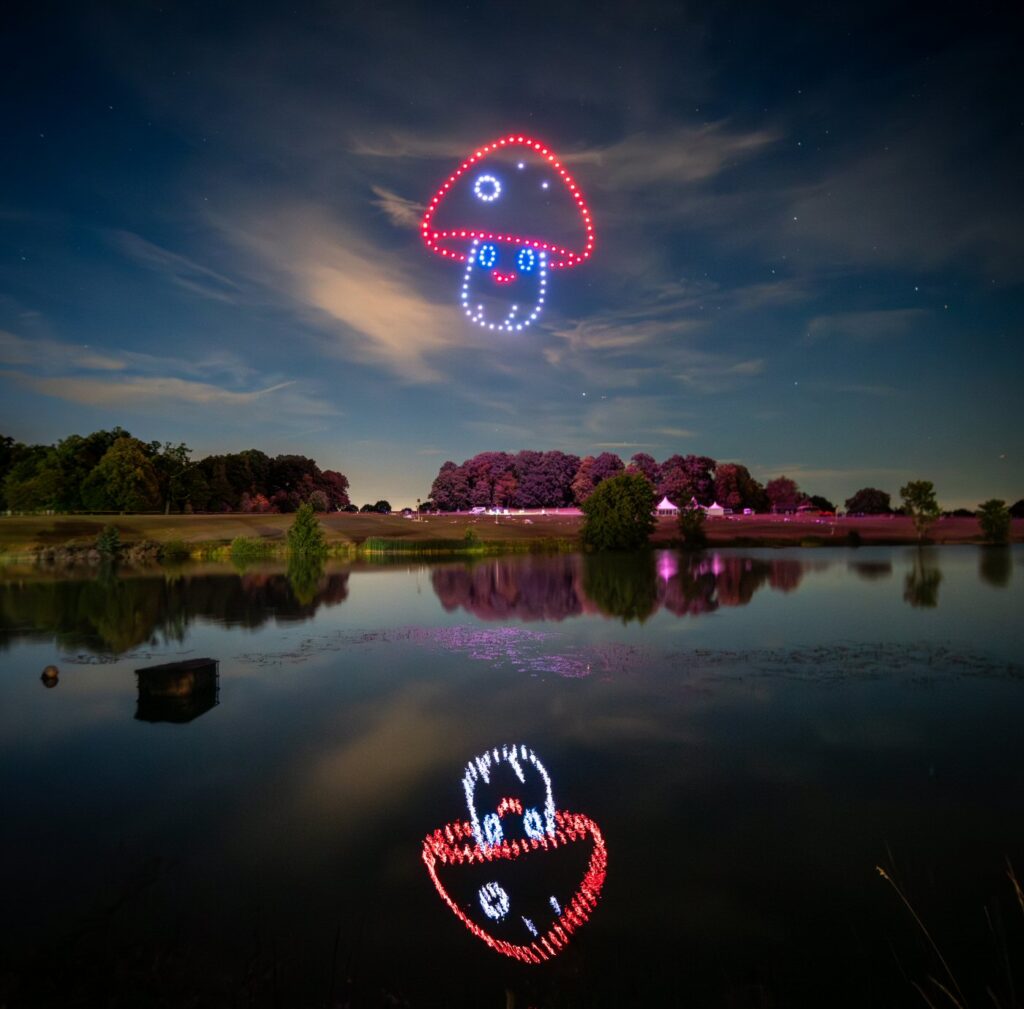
<box><xmin>2</xmin><ymin>2</ymin><xmax>1022</xmax><ymax>508</ymax></box>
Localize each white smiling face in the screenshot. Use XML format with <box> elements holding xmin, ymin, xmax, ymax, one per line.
<box><xmin>460</xmin><ymin>240</ymin><xmax>548</xmax><ymax>333</ymax></box>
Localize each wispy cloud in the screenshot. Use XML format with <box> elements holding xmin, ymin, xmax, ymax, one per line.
<box><xmin>0</xmin><ymin>330</ymin><xmax>124</xmax><ymax>372</ymax></box>
<box><xmin>0</xmin><ymin>329</ymin><xmax>334</xmax><ymax>419</ymax></box>
<box><xmin>8</xmin><ymin>373</ymin><xmax>312</xmax><ymax>410</ymax></box>
<box><xmin>804</xmin><ymin>381</ymin><xmax>900</xmax><ymax>398</ymax></box>
<box><xmin>357</xmin><ymin>123</ymin><xmax>777</xmax><ymax>193</ymax></box>
<box><xmin>805</xmin><ymin>309</ymin><xmax>928</xmax><ymax>344</ymax></box>
<box><xmin>370</xmin><ymin>185</ymin><xmax>425</xmax><ymax>229</ymax></box>
<box><xmin>351</xmin><ymin>133</ymin><xmax>482</xmax><ymax>160</ymax></box>
<box><xmin>751</xmin><ymin>462</ymin><xmax>907</xmax><ymax>485</ymax></box>
<box><xmin>210</xmin><ymin>202</ymin><xmax>480</xmax><ymax>383</ymax></box>
<box><xmin>110</xmin><ymin>231</ymin><xmax>242</xmax><ymax>303</ymax></box>
<box><xmin>580</xmin><ymin>123</ymin><xmax>779</xmax><ymax>191</ymax></box>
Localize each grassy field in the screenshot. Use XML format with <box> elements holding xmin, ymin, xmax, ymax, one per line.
<box><xmin>0</xmin><ymin>510</ymin><xmax>1018</xmax><ymax>557</ymax></box>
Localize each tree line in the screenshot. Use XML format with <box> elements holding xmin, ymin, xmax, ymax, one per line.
<box><xmin>428</xmin><ymin>451</ymin><xmax>1024</xmax><ymax>521</ymax></box>
<box><xmin>428</xmin><ymin>450</ymin><xmax>830</xmax><ymax>513</ymax></box>
<box><xmin>0</xmin><ymin>429</ymin><xmax>350</xmax><ymax>514</ymax></box>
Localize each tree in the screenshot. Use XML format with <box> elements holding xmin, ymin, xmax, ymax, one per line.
<box><xmin>677</xmin><ymin>505</ymin><xmax>707</xmax><ymax>548</ymax></box>
<box><xmin>580</xmin><ymin>472</ymin><xmax>656</xmax><ymax>551</ymax></box>
<box><xmin>714</xmin><ymin>462</ymin><xmax>767</xmax><ymax>512</ymax></box>
<box><xmin>81</xmin><ymin>437</ymin><xmax>161</xmax><ymax>512</ymax></box>
<box><xmin>571</xmin><ymin>456</ymin><xmax>596</xmax><ymax>504</ymax></box>
<box><xmin>373</xmin><ymin>500</ymin><xmax>392</xmax><ymax>514</ymax></box>
<box><xmin>977</xmin><ymin>499</ymin><xmax>1011</xmax><ymax>544</ymax></box>
<box><xmin>493</xmin><ymin>472</ymin><xmax>518</xmax><ymax>507</ymax></box>
<box><xmin>900</xmin><ymin>480</ymin><xmax>940</xmax><ymax>541</ymax></box>
<box><xmin>512</xmin><ymin>450</ymin><xmax>581</xmax><ymax>508</ymax></box>
<box><xmin>844</xmin><ymin>487</ymin><xmax>891</xmax><ymax>515</ymax></box>
<box><xmin>287</xmin><ymin>502</ymin><xmax>327</xmax><ymax>557</ymax></box>
<box><xmin>308</xmin><ymin>490</ymin><xmax>329</xmax><ymax>512</ymax></box>
<box><xmin>430</xmin><ymin>461</ymin><xmax>471</xmax><ymax>511</ymax></box>
<box><xmin>766</xmin><ymin>476</ymin><xmax>801</xmax><ymax>513</ymax></box>
<box><xmin>659</xmin><ymin>454</ymin><xmax>716</xmax><ymax>507</ymax></box>
<box><xmin>1010</xmin><ymin>499</ymin><xmax>1024</xmax><ymax>520</ymax></box>
<box><xmin>49</xmin><ymin>429</ymin><xmax>128</xmax><ymax>510</ymax></box>
<box><xmin>2</xmin><ymin>445</ymin><xmax>60</xmax><ymax>511</ymax></box>
<box><xmin>626</xmin><ymin>452</ymin><xmax>660</xmax><ymax>488</ymax></box>
<box><xmin>317</xmin><ymin>470</ymin><xmax>350</xmax><ymax>511</ymax></box>
<box><xmin>807</xmin><ymin>495</ymin><xmax>836</xmax><ymax>513</ymax></box>
<box><xmin>589</xmin><ymin>452</ymin><xmax>624</xmax><ymax>487</ymax></box>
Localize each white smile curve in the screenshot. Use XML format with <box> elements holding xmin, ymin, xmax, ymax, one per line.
<box><xmin>460</xmin><ymin>241</ymin><xmax>547</xmax><ymax>333</ymax></box>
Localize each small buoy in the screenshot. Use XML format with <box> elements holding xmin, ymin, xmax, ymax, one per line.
<box><xmin>41</xmin><ymin>665</ymin><xmax>59</xmax><ymax>688</ymax></box>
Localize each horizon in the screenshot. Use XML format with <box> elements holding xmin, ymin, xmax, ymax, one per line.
<box><xmin>2</xmin><ymin>3</ymin><xmax>1022</xmax><ymax>511</ymax></box>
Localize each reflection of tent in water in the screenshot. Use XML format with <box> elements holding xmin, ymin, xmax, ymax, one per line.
<box><xmin>135</xmin><ymin>658</ymin><xmax>219</xmax><ymax>724</ymax></box>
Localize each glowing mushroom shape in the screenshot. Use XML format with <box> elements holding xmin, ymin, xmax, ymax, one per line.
<box><xmin>421</xmin><ymin>134</ymin><xmax>596</xmax><ymax>333</ymax></box>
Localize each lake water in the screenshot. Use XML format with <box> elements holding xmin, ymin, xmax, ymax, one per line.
<box><xmin>2</xmin><ymin>547</ymin><xmax>1022</xmax><ymax>1007</ymax></box>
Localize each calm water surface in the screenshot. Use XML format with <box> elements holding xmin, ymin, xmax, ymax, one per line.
<box><xmin>1</xmin><ymin>547</ymin><xmax>1022</xmax><ymax>1007</ymax></box>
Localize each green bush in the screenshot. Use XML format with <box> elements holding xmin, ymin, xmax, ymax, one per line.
<box><xmin>581</xmin><ymin>472</ymin><xmax>656</xmax><ymax>551</ymax></box>
<box><xmin>230</xmin><ymin>536</ymin><xmax>274</xmax><ymax>563</ymax></box>
<box><xmin>463</xmin><ymin>527</ymin><xmax>481</xmax><ymax>546</ymax></box>
<box><xmin>287</xmin><ymin>502</ymin><xmax>327</xmax><ymax>558</ymax></box>
<box><xmin>677</xmin><ymin>506</ymin><xmax>707</xmax><ymax>549</ymax></box>
<box><xmin>160</xmin><ymin>539</ymin><xmax>191</xmax><ymax>562</ymax></box>
<box><xmin>976</xmin><ymin>499</ymin><xmax>1010</xmax><ymax>544</ymax></box>
<box><xmin>95</xmin><ymin>524</ymin><xmax>121</xmax><ymax>556</ymax></box>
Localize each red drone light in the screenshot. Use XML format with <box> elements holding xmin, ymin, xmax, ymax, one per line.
<box><xmin>422</xmin><ymin>746</ymin><xmax>607</xmax><ymax>963</ymax></box>
<box><xmin>422</xmin><ymin>809</ymin><xmax>608</xmax><ymax>965</ymax></box>
<box><xmin>421</xmin><ymin>134</ymin><xmax>596</xmax><ymax>270</ymax></box>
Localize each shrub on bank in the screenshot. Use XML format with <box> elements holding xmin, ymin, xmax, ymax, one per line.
<box><xmin>230</xmin><ymin>537</ymin><xmax>274</xmax><ymax>563</ymax></box>
<box><xmin>580</xmin><ymin>473</ymin><xmax>656</xmax><ymax>551</ymax></box>
<box><xmin>287</xmin><ymin>503</ymin><xmax>327</xmax><ymax>558</ymax></box>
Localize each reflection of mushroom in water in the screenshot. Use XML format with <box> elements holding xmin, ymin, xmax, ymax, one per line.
<box><xmin>40</xmin><ymin>665</ymin><xmax>59</xmax><ymax>688</ymax></box>
<box><xmin>421</xmin><ymin>134</ymin><xmax>595</xmax><ymax>332</ymax></box>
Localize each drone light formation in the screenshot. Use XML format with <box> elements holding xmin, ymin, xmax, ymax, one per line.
<box><xmin>421</xmin><ymin>134</ymin><xmax>596</xmax><ymax>333</ymax></box>
<box><xmin>422</xmin><ymin>744</ymin><xmax>608</xmax><ymax>964</ymax></box>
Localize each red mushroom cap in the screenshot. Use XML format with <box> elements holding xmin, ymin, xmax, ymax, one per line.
<box><xmin>421</xmin><ymin>134</ymin><xmax>596</xmax><ymax>270</ymax></box>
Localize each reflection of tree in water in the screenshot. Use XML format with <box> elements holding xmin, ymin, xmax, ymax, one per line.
<box><xmin>287</xmin><ymin>555</ymin><xmax>326</xmax><ymax>606</ymax></box>
<box><xmin>583</xmin><ymin>552</ymin><xmax>659</xmax><ymax>623</ymax></box>
<box><xmin>903</xmin><ymin>549</ymin><xmax>943</xmax><ymax>608</ymax></box>
<box><xmin>0</xmin><ymin>570</ymin><xmax>350</xmax><ymax>655</ymax></box>
<box><xmin>848</xmin><ymin>561</ymin><xmax>893</xmax><ymax>581</ymax></box>
<box><xmin>978</xmin><ymin>547</ymin><xmax>1012</xmax><ymax>589</ymax></box>
<box><xmin>432</xmin><ymin>557</ymin><xmax>586</xmax><ymax>621</ymax></box>
<box><xmin>432</xmin><ymin>552</ymin><xmax>809</xmax><ymax>623</ymax></box>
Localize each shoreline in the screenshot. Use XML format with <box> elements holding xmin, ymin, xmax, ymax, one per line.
<box><xmin>0</xmin><ymin>512</ymin><xmax>1019</xmax><ymax>564</ymax></box>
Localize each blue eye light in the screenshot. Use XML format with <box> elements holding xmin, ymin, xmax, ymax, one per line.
<box><xmin>482</xmin><ymin>812</ymin><xmax>503</xmax><ymax>846</ymax></box>
<box><xmin>478</xmin><ymin>243</ymin><xmax>498</xmax><ymax>269</ymax></box>
<box><xmin>523</xmin><ymin>807</ymin><xmax>545</xmax><ymax>840</ymax></box>
<box><xmin>516</xmin><ymin>248</ymin><xmax>536</xmax><ymax>273</ymax></box>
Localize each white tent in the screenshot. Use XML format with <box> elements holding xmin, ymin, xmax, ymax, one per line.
<box><xmin>705</xmin><ymin>501</ymin><xmax>725</xmax><ymax>517</ymax></box>
<box><xmin>655</xmin><ymin>496</ymin><xmax>679</xmax><ymax>515</ymax></box>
